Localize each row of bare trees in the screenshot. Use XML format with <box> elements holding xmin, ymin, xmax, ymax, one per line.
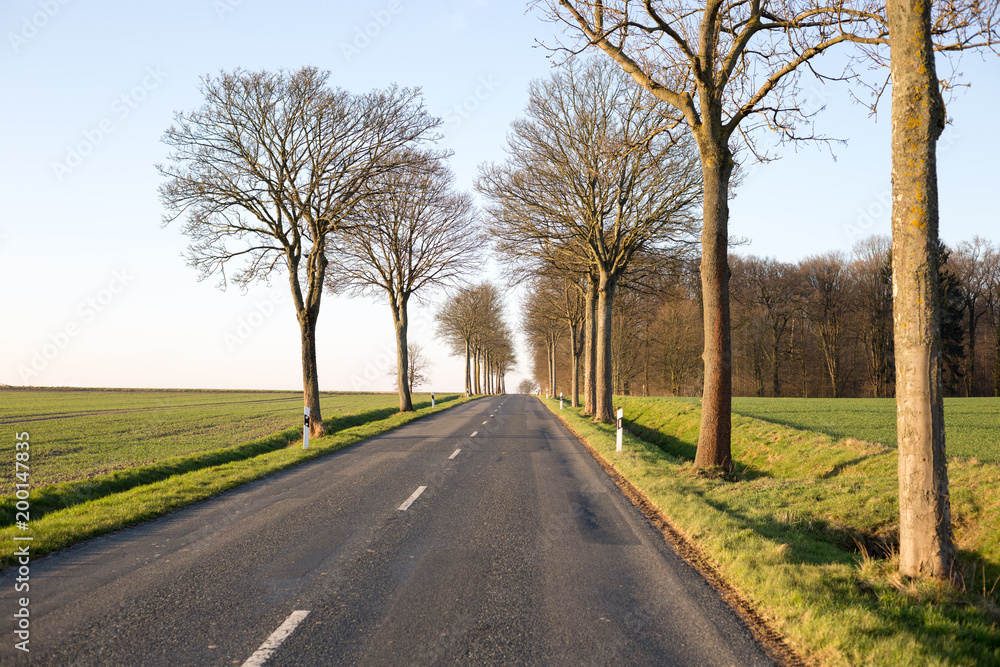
<box><xmin>159</xmin><ymin>68</ymin><xmax>481</xmax><ymax>429</ymax></box>
<box><xmin>533</xmin><ymin>235</ymin><xmax>1000</xmax><ymax>401</ymax></box>
<box><xmin>480</xmin><ymin>58</ymin><xmax>702</xmax><ymax>422</ymax></box>
<box><xmin>436</xmin><ymin>283</ymin><xmax>517</xmax><ymax>395</ymax></box>
<box><xmin>536</xmin><ymin>0</ymin><xmax>997</xmax><ymax>580</ymax></box>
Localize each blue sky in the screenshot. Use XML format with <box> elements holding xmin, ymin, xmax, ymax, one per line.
<box><xmin>2</xmin><ymin>0</ymin><xmax>998</xmax><ymax>392</ymax></box>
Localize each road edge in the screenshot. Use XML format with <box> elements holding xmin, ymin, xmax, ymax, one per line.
<box><xmin>0</xmin><ymin>395</ymin><xmax>481</xmax><ymax>570</ymax></box>
<box><xmin>540</xmin><ymin>397</ymin><xmax>809</xmax><ymax>667</ymax></box>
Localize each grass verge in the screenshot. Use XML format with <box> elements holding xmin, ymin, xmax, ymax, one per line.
<box><xmin>1</xmin><ymin>389</ymin><xmax>418</xmax><ymax>489</ymax></box>
<box><xmin>1</xmin><ymin>395</ymin><xmax>472</xmax><ymax>568</ymax></box>
<box><xmin>542</xmin><ymin>397</ymin><xmax>1000</xmax><ymax>667</ymax></box>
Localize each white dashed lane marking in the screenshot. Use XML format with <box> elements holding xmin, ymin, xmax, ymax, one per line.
<box><xmin>398</xmin><ymin>486</ymin><xmax>428</xmax><ymax>511</ymax></box>
<box><xmin>241</xmin><ymin>610</ymin><xmax>310</xmax><ymax>667</ymax></box>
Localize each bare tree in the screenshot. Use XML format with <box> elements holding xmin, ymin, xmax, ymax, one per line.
<box><xmin>437</xmin><ymin>283</ymin><xmax>511</xmax><ymax>395</ymax></box>
<box><xmin>952</xmin><ymin>237</ymin><xmax>999</xmax><ymax>396</ymax></box>
<box><xmin>390</xmin><ymin>343</ymin><xmax>433</xmax><ymax>395</ymax></box>
<box><xmin>731</xmin><ymin>255</ymin><xmax>803</xmax><ymax>397</ymax></box>
<box><xmin>852</xmin><ymin>237</ymin><xmax>894</xmax><ymax>398</ymax></box>
<box><xmin>159</xmin><ymin>67</ymin><xmax>440</xmax><ymax>435</ymax></box>
<box><xmin>480</xmin><ymin>57</ymin><xmax>701</xmax><ymax>423</ymax></box>
<box><xmin>437</xmin><ymin>285</ymin><xmax>481</xmax><ymax>395</ymax></box>
<box><xmin>522</xmin><ymin>287</ymin><xmax>566</xmax><ymax>397</ymax></box>
<box><xmin>524</xmin><ymin>276</ymin><xmax>586</xmax><ymax>405</ymax></box>
<box><xmin>327</xmin><ymin>152</ymin><xmax>478</xmax><ymax>412</ymax></box>
<box><xmin>653</xmin><ymin>298</ymin><xmax>703</xmax><ymax>395</ymax></box>
<box><xmin>842</xmin><ymin>0</ymin><xmax>997</xmax><ymax>582</ymax></box>
<box><xmin>518</xmin><ymin>378</ymin><xmax>539</xmax><ymax>394</ymax></box>
<box><xmin>801</xmin><ymin>252</ymin><xmax>856</xmax><ymax>398</ymax></box>
<box><xmin>541</xmin><ymin>0</ymin><xmax>889</xmax><ymax>468</ymax></box>
<box><xmin>883</xmin><ymin>0</ymin><xmax>964</xmax><ymax>580</ymax></box>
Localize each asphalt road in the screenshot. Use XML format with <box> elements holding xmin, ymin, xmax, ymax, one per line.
<box><xmin>0</xmin><ymin>395</ymin><xmax>776</xmax><ymax>666</ymax></box>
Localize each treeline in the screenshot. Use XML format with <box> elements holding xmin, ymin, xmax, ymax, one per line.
<box><xmin>525</xmin><ymin>235</ymin><xmax>1000</xmax><ymax>399</ymax></box>
<box><xmin>436</xmin><ymin>283</ymin><xmax>516</xmax><ymax>396</ymax></box>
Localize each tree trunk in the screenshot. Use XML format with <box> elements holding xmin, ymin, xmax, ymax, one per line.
<box><xmin>584</xmin><ymin>274</ymin><xmax>597</xmax><ymax>414</ymax></box>
<box><xmin>966</xmin><ymin>302</ymin><xmax>976</xmax><ymax>397</ymax></box>
<box><xmin>994</xmin><ymin>317</ymin><xmax>1000</xmax><ymax>397</ymax></box>
<box><xmin>888</xmin><ymin>0</ymin><xmax>955</xmax><ymax>579</ymax></box>
<box><xmin>550</xmin><ymin>333</ymin><xmax>558</xmax><ymax>398</ymax></box>
<box><xmin>473</xmin><ymin>348</ymin><xmax>481</xmax><ymax>395</ymax></box>
<box><xmin>293</xmin><ymin>253</ymin><xmax>326</xmax><ymax>438</ymax></box>
<box><xmin>772</xmin><ymin>335</ymin><xmax>781</xmax><ymax>398</ymax></box>
<box><xmin>693</xmin><ymin>146</ymin><xmax>734</xmax><ymax>470</ymax></box>
<box><xmin>594</xmin><ymin>270</ymin><xmax>617</xmax><ymax>423</ymax></box>
<box><xmin>392</xmin><ymin>297</ymin><xmax>413</xmax><ymax>413</ymax></box>
<box><xmin>298</xmin><ymin>314</ymin><xmax>324</xmax><ymax>438</ymax></box>
<box><xmin>465</xmin><ymin>339</ymin><xmax>472</xmax><ymax>396</ymax></box>
<box><xmin>482</xmin><ymin>353</ymin><xmax>487</xmax><ymax>396</ymax></box>
<box><xmin>570</xmin><ymin>323</ymin><xmax>581</xmax><ymax>407</ymax></box>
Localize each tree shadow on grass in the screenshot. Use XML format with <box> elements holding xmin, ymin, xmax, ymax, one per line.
<box><xmin>696</xmin><ymin>494</ymin><xmax>1000</xmax><ymax>664</ymax></box>
<box><xmin>0</xmin><ymin>401</ymin><xmax>452</xmax><ymax>528</ymax></box>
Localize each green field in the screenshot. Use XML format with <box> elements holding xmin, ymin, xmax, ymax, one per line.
<box><xmin>654</xmin><ymin>396</ymin><xmax>1000</xmax><ymax>463</ymax></box>
<box><xmin>0</xmin><ymin>388</ymin><xmax>424</xmax><ymax>492</ymax></box>
<box><xmin>0</xmin><ymin>387</ymin><xmax>469</xmax><ymax>564</ymax></box>
<box><xmin>549</xmin><ymin>396</ymin><xmax>1000</xmax><ymax>666</ymax></box>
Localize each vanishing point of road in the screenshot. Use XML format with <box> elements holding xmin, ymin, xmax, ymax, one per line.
<box><xmin>0</xmin><ymin>395</ymin><xmax>776</xmax><ymax>666</ymax></box>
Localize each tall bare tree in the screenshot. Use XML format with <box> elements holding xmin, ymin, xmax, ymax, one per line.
<box><xmin>518</xmin><ymin>378</ymin><xmax>539</xmax><ymax>394</ymax></box>
<box><xmin>524</xmin><ymin>276</ymin><xmax>586</xmax><ymax>405</ymax></box>
<box><xmin>480</xmin><ymin>58</ymin><xmax>701</xmax><ymax>423</ymax></box>
<box><xmin>801</xmin><ymin>252</ymin><xmax>856</xmax><ymax>398</ymax></box>
<box><xmin>390</xmin><ymin>343</ymin><xmax>433</xmax><ymax>395</ymax></box>
<box><xmin>952</xmin><ymin>237</ymin><xmax>999</xmax><ymax>396</ymax></box>
<box><xmin>542</xmin><ymin>0</ymin><xmax>885</xmax><ymax>467</ymax></box>
<box><xmin>852</xmin><ymin>237</ymin><xmax>895</xmax><ymax>398</ymax></box>
<box><xmin>885</xmin><ymin>0</ymin><xmax>955</xmax><ymax>579</ymax></box>
<box><xmin>731</xmin><ymin>255</ymin><xmax>803</xmax><ymax>397</ymax></box>
<box><xmin>438</xmin><ymin>283</ymin><xmax>511</xmax><ymax>395</ymax></box>
<box><xmin>522</xmin><ymin>287</ymin><xmax>566</xmax><ymax>396</ymax></box>
<box><xmin>842</xmin><ymin>0</ymin><xmax>997</xmax><ymax>581</ymax></box>
<box><xmin>327</xmin><ymin>152</ymin><xmax>478</xmax><ymax>412</ymax></box>
<box><xmin>159</xmin><ymin>67</ymin><xmax>440</xmax><ymax>435</ymax></box>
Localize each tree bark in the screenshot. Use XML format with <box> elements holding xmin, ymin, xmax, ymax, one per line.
<box><xmin>473</xmin><ymin>348</ymin><xmax>481</xmax><ymax>395</ymax></box>
<box><xmin>292</xmin><ymin>250</ymin><xmax>326</xmax><ymax>439</ymax></box>
<box><xmin>594</xmin><ymin>271</ymin><xmax>617</xmax><ymax>422</ymax></box>
<box><xmin>464</xmin><ymin>339</ymin><xmax>472</xmax><ymax>396</ymax></box>
<box><xmin>994</xmin><ymin>319</ymin><xmax>1000</xmax><ymax>397</ymax></box>
<box><xmin>966</xmin><ymin>302</ymin><xmax>977</xmax><ymax>396</ymax></box>
<box><xmin>392</xmin><ymin>297</ymin><xmax>413</xmax><ymax>413</ymax></box>
<box><xmin>550</xmin><ymin>333</ymin><xmax>558</xmax><ymax>398</ymax></box>
<box><xmin>570</xmin><ymin>323</ymin><xmax>581</xmax><ymax>407</ymax></box>
<box><xmin>888</xmin><ymin>0</ymin><xmax>955</xmax><ymax>579</ymax></box>
<box><xmin>298</xmin><ymin>315</ymin><xmax>324</xmax><ymax>438</ymax></box>
<box><xmin>693</xmin><ymin>146</ymin><xmax>734</xmax><ymax>470</ymax></box>
<box><xmin>583</xmin><ymin>274</ymin><xmax>597</xmax><ymax>414</ymax></box>
<box><xmin>771</xmin><ymin>335</ymin><xmax>782</xmax><ymax>397</ymax></box>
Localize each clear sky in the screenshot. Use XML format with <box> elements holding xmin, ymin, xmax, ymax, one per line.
<box><xmin>2</xmin><ymin>0</ymin><xmax>998</xmax><ymax>393</ymax></box>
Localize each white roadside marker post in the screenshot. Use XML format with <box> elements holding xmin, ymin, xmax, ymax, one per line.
<box><xmin>303</xmin><ymin>406</ymin><xmax>310</xmax><ymax>449</ymax></box>
<box><xmin>616</xmin><ymin>408</ymin><xmax>623</xmax><ymax>453</ymax></box>
<box><xmin>560</xmin><ymin>393</ymin><xmax>563</xmax><ymax>410</ymax></box>
<box><xmin>431</xmin><ymin>392</ymin><xmax>435</xmax><ymax>408</ymax></box>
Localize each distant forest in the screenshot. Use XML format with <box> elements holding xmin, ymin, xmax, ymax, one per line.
<box><xmin>525</xmin><ymin>235</ymin><xmax>1000</xmax><ymax>399</ymax></box>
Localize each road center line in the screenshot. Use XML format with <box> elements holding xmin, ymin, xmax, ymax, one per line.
<box><xmin>398</xmin><ymin>485</ymin><xmax>427</xmax><ymax>511</ymax></box>
<box><xmin>241</xmin><ymin>610</ymin><xmax>310</xmax><ymax>667</ymax></box>
<box><xmin>482</xmin><ymin>420</ymin><xmax>488</xmax><ymax>424</ymax></box>
<box><xmin>449</xmin><ymin>448</ymin><xmax>461</xmax><ymax>459</ymax></box>
<box><xmin>470</xmin><ymin>431</ymin><xmax>478</xmax><ymax>437</ymax></box>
